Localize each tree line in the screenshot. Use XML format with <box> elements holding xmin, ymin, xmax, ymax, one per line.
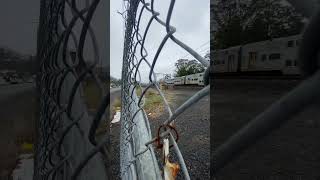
<box><xmin>0</xmin><ymin>47</ymin><xmax>36</xmax><ymax>75</ymax></box>
<box><xmin>212</xmin><ymin>0</ymin><xmax>305</xmax><ymax>49</ymax></box>
<box><xmin>174</xmin><ymin>59</ymin><xmax>206</xmax><ymax>77</ymax></box>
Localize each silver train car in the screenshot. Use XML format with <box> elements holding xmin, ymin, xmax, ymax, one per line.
<box><xmin>213</xmin><ymin>34</ymin><xmax>301</xmax><ymax>75</ymax></box>
<box><xmin>173</xmin><ymin>76</ymin><xmax>185</xmax><ymax>85</ymax></box>
<box><xmin>165</xmin><ymin>72</ymin><xmax>205</xmax><ymax>86</ymax></box>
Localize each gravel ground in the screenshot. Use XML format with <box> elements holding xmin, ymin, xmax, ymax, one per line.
<box><xmin>110</xmin><ymin>123</ymin><xmax>121</xmax><ymax>180</ymax></box>
<box><xmin>213</xmin><ymin>79</ymin><xmax>320</xmax><ymax>180</ymax></box>
<box><xmin>109</xmin><ymin>90</ymin><xmax>121</xmax><ymax>180</ymax></box>
<box><xmin>110</xmin><ymin>87</ymin><xmax>210</xmax><ymax>179</ymax></box>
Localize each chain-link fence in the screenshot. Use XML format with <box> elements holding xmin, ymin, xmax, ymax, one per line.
<box><xmin>35</xmin><ymin>0</ymin><xmax>110</xmax><ymax>179</ymax></box>
<box><xmin>119</xmin><ymin>0</ymin><xmax>210</xmax><ymax>179</ymax></box>
<box><xmin>212</xmin><ymin>0</ymin><xmax>320</xmax><ymax>178</ymax></box>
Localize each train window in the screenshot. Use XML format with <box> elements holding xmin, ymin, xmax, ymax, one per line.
<box><xmin>269</xmin><ymin>53</ymin><xmax>281</xmax><ymax>60</ymax></box>
<box><xmin>261</xmin><ymin>54</ymin><xmax>267</xmax><ymax>61</ymax></box>
<box><xmin>285</xmin><ymin>60</ymin><xmax>292</xmax><ymax>66</ymax></box>
<box><xmin>287</xmin><ymin>40</ymin><xmax>294</xmax><ymax>47</ymax></box>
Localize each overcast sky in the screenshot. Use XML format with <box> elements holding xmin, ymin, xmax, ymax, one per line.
<box><xmin>110</xmin><ymin>0</ymin><xmax>210</xmax><ymax>81</ymax></box>
<box><xmin>0</xmin><ymin>1</ymin><xmax>39</xmax><ymax>55</ymax></box>
<box><xmin>0</xmin><ymin>0</ymin><xmax>107</xmax><ymax>67</ymax></box>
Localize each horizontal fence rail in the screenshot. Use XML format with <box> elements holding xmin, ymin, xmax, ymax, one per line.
<box><xmin>120</xmin><ymin>0</ymin><xmax>210</xmax><ymax>179</ymax></box>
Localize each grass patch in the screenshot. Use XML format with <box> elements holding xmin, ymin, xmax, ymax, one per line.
<box><xmin>140</xmin><ymin>88</ymin><xmax>163</xmax><ymax>114</ymax></box>
<box><xmin>113</xmin><ymin>98</ymin><xmax>121</xmax><ymax>108</ymax></box>
<box><xmin>20</xmin><ymin>142</ymin><xmax>33</xmax><ymax>153</ymax></box>
<box><xmin>136</xmin><ymin>86</ymin><xmax>142</xmax><ymax>97</ymax></box>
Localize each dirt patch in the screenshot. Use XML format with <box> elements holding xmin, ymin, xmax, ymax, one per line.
<box><xmin>138</xmin><ymin>87</ymin><xmax>168</xmax><ymax>119</ymax></box>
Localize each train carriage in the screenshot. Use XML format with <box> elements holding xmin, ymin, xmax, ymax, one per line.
<box><xmin>185</xmin><ymin>72</ymin><xmax>205</xmax><ymax>85</ymax></box>
<box><xmin>185</xmin><ymin>74</ymin><xmax>199</xmax><ymax>85</ymax></box>
<box><xmin>164</xmin><ymin>78</ymin><xmax>174</xmax><ymax>85</ymax></box>
<box><xmin>281</xmin><ymin>35</ymin><xmax>301</xmax><ymax>75</ymax></box>
<box><xmin>241</xmin><ymin>34</ymin><xmax>301</xmax><ymax>75</ymax></box>
<box><xmin>213</xmin><ymin>46</ymin><xmax>241</xmax><ymax>73</ymax></box>
<box><xmin>241</xmin><ymin>39</ymin><xmax>285</xmax><ymax>73</ymax></box>
<box><xmin>197</xmin><ymin>72</ymin><xmax>205</xmax><ymax>86</ymax></box>
<box><xmin>213</xmin><ymin>34</ymin><xmax>302</xmax><ymax>76</ymax></box>
<box><xmin>174</xmin><ymin>76</ymin><xmax>185</xmax><ymax>85</ymax></box>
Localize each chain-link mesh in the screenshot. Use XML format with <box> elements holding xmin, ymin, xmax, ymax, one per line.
<box><xmin>119</xmin><ymin>0</ymin><xmax>210</xmax><ymax>179</ymax></box>
<box><xmin>34</xmin><ymin>0</ymin><xmax>110</xmax><ymax>179</ymax></box>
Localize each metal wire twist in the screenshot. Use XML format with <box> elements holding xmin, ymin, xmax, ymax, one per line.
<box><xmin>120</xmin><ymin>0</ymin><xmax>210</xmax><ymax>179</ymax></box>
<box><xmin>35</xmin><ymin>0</ymin><xmax>110</xmax><ymax>179</ymax></box>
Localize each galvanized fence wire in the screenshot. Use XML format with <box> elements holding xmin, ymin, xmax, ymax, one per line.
<box><xmin>120</xmin><ymin>0</ymin><xmax>210</xmax><ymax>179</ymax></box>
<box><xmin>35</xmin><ymin>0</ymin><xmax>110</xmax><ymax>179</ymax></box>
<box><xmin>212</xmin><ymin>1</ymin><xmax>320</xmax><ymax>178</ymax></box>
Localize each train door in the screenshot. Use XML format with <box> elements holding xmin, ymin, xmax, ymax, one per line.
<box><xmin>248</xmin><ymin>52</ymin><xmax>257</xmax><ymax>69</ymax></box>
<box><xmin>228</xmin><ymin>55</ymin><xmax>235</xmax><ymax>72</ymax></box>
